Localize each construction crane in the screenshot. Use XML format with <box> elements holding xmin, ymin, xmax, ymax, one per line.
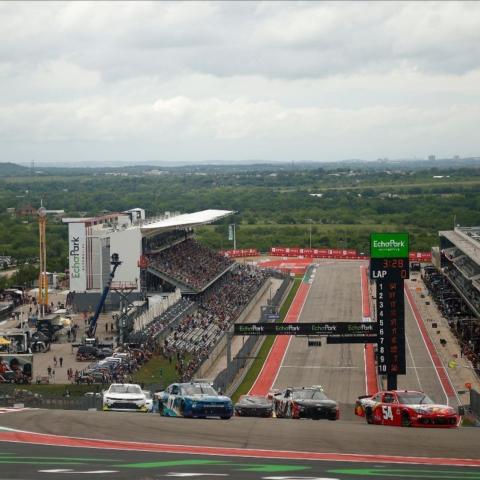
<box><xmin>86</xmin><ymin>253</ymin><xmax>122</xmax><ymax>338</ymax></box>
<box><xmin>37</xmin><ymin>204</ymin><xmax>65</xmax><ymax>317</ymax></box>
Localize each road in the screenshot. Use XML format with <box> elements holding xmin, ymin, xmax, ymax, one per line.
<box><xmin>272</xmin><ymin>260</ymin><xmax>452</xmax><ymax>408</ymax></box>
<box><xmin>1</xmin><ymin>439</ymin><xmax>479</xmax><ymax>480</ymax></box>
<box><xmin>272</xmin><ymin>261</ymin><xmax>368</xmax><ymax>405</ymax></box>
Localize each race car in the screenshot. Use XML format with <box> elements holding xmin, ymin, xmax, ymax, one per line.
<box><xmin>102</xmin><ymin>383</ymin><xmax>148</xmax><ymax>412</ymax></box>
<box><xmin>143</xmin><ymin>390</ymin><xmax>154</xmax><ymax>412</ymax></box>
<box><xmin>272</xmin><ymin>386</ymin><xmax>339</xmax><ymax>420</ymax></box>
<box><xmin>158</xmin><ymin>382</ymin><xmax>233</xmax><ymax>419</ymax></box>
<box><xmin>234</xmin><ymin>395</ymin><xmax>273</xmax><ymax>417</ymax></box>
<box><xmin>355</xmin><ymin>390</ymin><xmax>461</xmax><ymax>427</ymax></box>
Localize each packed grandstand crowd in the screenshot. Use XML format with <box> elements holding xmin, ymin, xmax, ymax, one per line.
<box><xmin>123</xmin><ymin>259</ymin><xmax>270</xmax><ymax>383</ymax></box>
<box><xmin>147</xmin><ymin>238</ymin><xmax>234</xmax><ymax>290</ymax></box>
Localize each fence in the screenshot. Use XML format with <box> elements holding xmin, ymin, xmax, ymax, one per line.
<box><xmin>470</xmin><ymin>388</ymin><xmax>480</xmax><ymax>419</ymax></box>
<box><xmin>133</xmin><ymin>289</ymin><xmax>181</xmax><ymax>332</ymax></box>
<box><xmin>213</xmin><ymin>276</ymin><xmax>293</xmax><ymax>394</ymax></box>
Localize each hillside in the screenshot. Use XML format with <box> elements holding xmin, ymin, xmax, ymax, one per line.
<box><xmin>0</xmin><ymin>162</ymin><xmax>30</xmax><ymax>176</ymax></box>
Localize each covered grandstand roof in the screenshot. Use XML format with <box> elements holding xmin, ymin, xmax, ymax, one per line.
<box><xmin>141</xmin><ymin>209</ymin><xmax>234</xmax><ymax>234</ymax></box>
<box><xmin>440</xmin><ymin>228</ymin><xmax>480</xmax><ymax>268</ymax></box>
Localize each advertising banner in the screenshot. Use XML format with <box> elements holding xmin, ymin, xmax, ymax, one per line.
<box><xmin>68</xmin><ymin>222</ymin><xmax>86</xmax><ymax>292</ymax></box>
<box><xmin>370</xmin><ymin>233</ymin><xmax>409</xmax><ymax>259</ymax></box>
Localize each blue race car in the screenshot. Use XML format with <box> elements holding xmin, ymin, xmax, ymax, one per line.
<box><xmin>159</xmin><ymin>382</ymin><xmax>233</xmax><ymax>419</ymax></box>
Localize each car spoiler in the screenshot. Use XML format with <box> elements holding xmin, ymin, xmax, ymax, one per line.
<box><xmin>357</xmin><ymin>394</ymin><xmax>370</xmax><ymax>400</ymax></box>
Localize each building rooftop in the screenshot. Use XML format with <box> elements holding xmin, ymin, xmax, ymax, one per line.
<box><xmin>140</xmin><ymin>209</ymin><xmax>234</xmax><ymax>234</ymax></box>
<box><xmin>440</xmin><ymin>227</ymin><xmax>480</xmax><ymax>268</ymax></box>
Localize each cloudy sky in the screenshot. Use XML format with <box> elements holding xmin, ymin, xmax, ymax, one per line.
<box><xmin>1</xmin><ymin>1</ymin><xmax>479</xmax><ymax>165</ymax></box>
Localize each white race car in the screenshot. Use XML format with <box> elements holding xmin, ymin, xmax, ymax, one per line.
<box><xmin>102</xmin><ymin>383</ymin><xmax>148</xmax><ymax>412</ymax></box>
<box><xmin>143</xmin><ymin>390</ymin><xmax>154</xmax><ymax>412</ymax></box>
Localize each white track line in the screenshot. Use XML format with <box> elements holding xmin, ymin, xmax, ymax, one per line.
<box><xmin>270</xmin><ymin>271</ymin><xmax>315</xmax><ymax>389</ymax></box>
<box><xmin>405</xmin><ymin>332</ymin><xmax>423</xmax><ymax>391</ymax></box>
<box><xmin>405</xmin><ymin>287</ymin><xmax>450</xmax><ymax>406</ymax></box>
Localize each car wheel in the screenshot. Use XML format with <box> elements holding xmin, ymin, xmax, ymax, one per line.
<box><xmin>401</xmin><ymin>412</ymin><xmax>412</xmax><ymax>427</ymax></box>
<box><xmin>365</xmin><ymin>407</ymin><xmax>374</xmax><ymax>424</ymax></box>
<box><xmin>220</xmin><ymin>415</ymin><xmax>231</xmax><ymax>420</ymax></box>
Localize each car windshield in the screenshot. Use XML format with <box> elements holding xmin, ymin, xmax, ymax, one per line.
<box><xmin>292</xmin><ymin>389</ymin><xmax>327</xmax><ymax>400</ymax></box>
<box><xmin>182</xmin><ymin>384</ymin><xmax>217</xmax><ymax>396</ymax></box>
<box><xmin>397</xmin><ymin>392</ymin><xmax>434</xmax><ymax>405</ymax></box>
<box><xmin>240</xmin><ymin>396</ymin><xmax>270</xmax><ymax>405</ymax></box>
<box><xmin>109</xmin><ymin>385</ymin><xmax>141</xmax><ymax>394</ymax></box>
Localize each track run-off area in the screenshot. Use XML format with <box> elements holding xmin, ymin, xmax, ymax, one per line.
<box><xmin>0</xmin><ymin>259</ymin><xmax>479</xmax><ymax>480</ymax></box>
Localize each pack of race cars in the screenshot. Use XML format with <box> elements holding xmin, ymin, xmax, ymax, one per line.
<box><xmin>102</xmin><ymin>381</ymin><xmax>463</xmax><ymax>427</ymax></box>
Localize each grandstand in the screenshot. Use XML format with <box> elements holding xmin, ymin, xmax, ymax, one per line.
<box><xmin>63</xmin><ymin>208</ymin><xmax>234</xmax><ymax>307</ymax></box>
<box><xmin>440</xmin><ymin>227</ymin><xmax>480</xmax><ymax>317</ymax></box>
<box><xmin>64</xmin><ymin>207</ymin><xmax>274</xmax><ymax>381</ymax></box>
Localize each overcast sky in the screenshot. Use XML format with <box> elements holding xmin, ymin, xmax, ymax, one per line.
<box><xmin>1</xmin><ymin>1</ymin><xmax>479</xmax><ymax>165</ymax></box>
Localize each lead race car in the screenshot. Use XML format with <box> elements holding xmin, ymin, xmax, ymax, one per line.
<box><xmin>355</xmin><ymin>390</ymin><xmax>462</xmax><ymax>427</ymax></box>
<box><xmin>159</xmin><ymin>382</ymin><xmax>233</xmax><ymax>419</ymax></box>
<box><xmin>271</xmin><ymin>386</ymin><xmax>339</xmax><ymax>420</ymax></box>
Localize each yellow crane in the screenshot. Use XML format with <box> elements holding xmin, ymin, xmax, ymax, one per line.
<box><xmin>37</xmin><ymin>205</ymin><xmax>64</xmax><ymax>317</ymax></box>
<box><xmin>37</xmin><ymin>206</ymin><xmax>48</xmax><ymax>317</ymax></box>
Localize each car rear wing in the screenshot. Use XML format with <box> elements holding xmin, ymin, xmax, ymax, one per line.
<box><xmin>357</xmin><ymin>394</ymin><xmax>371</xmax><ymax>400</ymax></box>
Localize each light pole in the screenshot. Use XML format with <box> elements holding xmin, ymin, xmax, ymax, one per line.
<box><xmin>229</xmin><ymin>224</ymin><xmax>236</xmax><ymax>250</ymax></box>
<box><xmin>305</xmin><ymin>218</ymin><xmax>313</xmax><ymax>249</ymax></box>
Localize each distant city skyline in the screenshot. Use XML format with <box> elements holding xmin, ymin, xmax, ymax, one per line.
<box><xmin>1</xmin><ymin>1</ymin><xmax>479</xmax><ymax>165</ymax></box>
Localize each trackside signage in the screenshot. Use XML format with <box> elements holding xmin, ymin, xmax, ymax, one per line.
<box><xmin>68</xmin><ymin>222</ymin><xmax>86</xmax><ymax>291</ymax></box>
<box><xmin>370</xmin><ymin>233</ymin><xmax>409</xmax><ymax>259</ymax></box>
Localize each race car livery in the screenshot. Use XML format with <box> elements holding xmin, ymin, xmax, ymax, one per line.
<box><xmin>355</xmin><ymin>390</ymin><xmax>461</xmax><ymax>427</ymax></box>
<box><xmin>272</xmin><ymin>386</ymin><xmax>339</xmax><ymax>420</ymax></box>
<box><xmin>234</xmin><ymin>395</ymin><xmax>273</xmax><ymax>417</ymax></box>
<box><xmin>102</xmin><ymin>383</ymin><xmax>148</xmax><ymax>412</ymax></box>
<box><xmin>159</xmin><ymin>382</ymin><xmax>233</xmax><ymax>419</ymax></box>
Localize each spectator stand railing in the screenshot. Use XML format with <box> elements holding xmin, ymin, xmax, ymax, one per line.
<box><xmin>213</xmin><ymin>275</ymin><xmax>294</xmax><ymax>394</ymax></box>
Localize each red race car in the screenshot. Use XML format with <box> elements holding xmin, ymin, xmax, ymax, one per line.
<box><xmin>355</xmin><ymin>390</ymin><xmax>462</xmax><ymax>428</ymax></box>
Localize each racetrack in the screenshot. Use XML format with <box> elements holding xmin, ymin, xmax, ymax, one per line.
<box><xmin>272</xmin><ymin>261</ymin><xmax>369</xmax><ymax>404</ymax></box>
<box><xmin>0</xmin><ymin>409</ymin><xmax>478</xmax><ymax>460</ymax></box>
<box><xmin>0</xmin><ymin>260</ymin><xmax>476</xmax><ymax>480</ymax></box>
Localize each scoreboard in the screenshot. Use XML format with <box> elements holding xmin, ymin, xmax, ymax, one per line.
<box><xmin>370</xmin><ymin>233</ymin><xmax>408</xmax><ymax>381</ymax></box>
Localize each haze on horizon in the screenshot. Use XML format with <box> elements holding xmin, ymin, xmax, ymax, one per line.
<box><xmin>1</xmin><ymin>1</ymin><xmax>479</xmax><ymax>166</ymax></box>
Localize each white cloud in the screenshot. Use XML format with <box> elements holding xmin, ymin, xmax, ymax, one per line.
<box><xmin>0</xmin><ymin>1</ymin><xmax>479</xmax><ymax>164</ymax></box>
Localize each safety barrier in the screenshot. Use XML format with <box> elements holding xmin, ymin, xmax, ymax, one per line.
<box><xmin>133</xmin><ymin>289</ymin><xmax>182</xmax><ymax>332</ymax></box>
<box><xmin>270</xmin><ymin>247</ymin><xmax>364</xmax><ymax>260</ymax></box>
<box><xmin>213</xmin><ymin>276</ymin><xmax>293</xmax><ymax>394</ymax></box>
<box><xmin>195</xmin><ymin>279</ymin><xmax>272</xmax><ymax>378</ymax></box>
<box><xmin>221</xmin><ymin>249</ymin><xmax>259</xmax><ymax>258</ymax></box>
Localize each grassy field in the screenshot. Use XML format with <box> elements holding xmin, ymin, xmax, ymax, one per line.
<box><xmin>231</xmin><ymin>277</ymin><xmax>302</xmax><ymax>403</ymax></box>
<box><xmin>132</xmin><ymin>352</ymin><xmax>186</xmax><ymax>389</ymax></box>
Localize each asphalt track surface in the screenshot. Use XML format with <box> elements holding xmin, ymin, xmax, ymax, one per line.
<box><xmin>1</xmin><ymin>260</ymin><xmax>478</xmax><ymax>479</ymax></box>
<box><xmin>273</xmin><ymin>262</ymin><xmax>368</xmax><ymax>404</ymax></box>
<box><xmin>272</xmin><ymin>261</ymin><xmax>450</xmax><ymax>407</ymax></box>
<box><xmin>1</xmin><ymin>440</ymin><xmax>480</xmax><ymax>480</ymax></box>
